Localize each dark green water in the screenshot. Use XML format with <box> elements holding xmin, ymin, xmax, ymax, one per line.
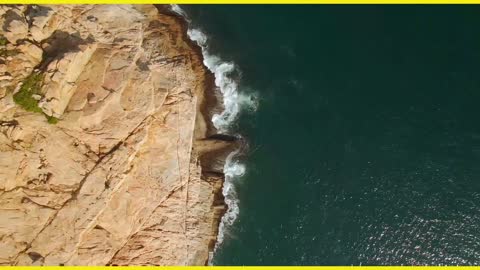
<box><xmin>183</xmin><ymin>5</ymin><xmax>480</xmax><ymax>265</ymax></box>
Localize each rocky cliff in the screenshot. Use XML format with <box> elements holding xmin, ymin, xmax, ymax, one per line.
<box><xmin>0</xmin><ymin>4</ymin><xmax>234</xmax><ymax>265</ymax></box>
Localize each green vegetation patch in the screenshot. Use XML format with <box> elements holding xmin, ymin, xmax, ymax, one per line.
<box><xmin>0</xmin><ymin>36</ymin><xmax>8</xmax><ymax>46</ymax></box>
<box><xmin>13</xmin><ymin>73</ymin><xmax>60</xmax><ymax>124</ymax></box>
<box><xmin>46</xmin><ymin>115</ymin><xmax>59</xmax><ymax>124</ymax></box>
<box><xmin>13</xmin><ymin>72</ymin><xmax>43</xmax><ymax>113</ymax></box>
<box><xmin>0</xmin><ymin>48</ymin><xmax>19</xmax><ymax>57</ymax></box>
<box><xmin>0</xmin><ymin>35</ymin><xmax>18</xmax><ymax>57</ymax></box>
<box><xmin>9</xmin><ymin>50</ymin><xmax>59</xmax><ymax>124</ymax></box>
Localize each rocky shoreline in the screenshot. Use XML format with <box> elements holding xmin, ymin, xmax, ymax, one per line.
<box><xmin>0</xmin><ymin>4</ymin><xmax>236</xmax><ymax>265</ymax></box>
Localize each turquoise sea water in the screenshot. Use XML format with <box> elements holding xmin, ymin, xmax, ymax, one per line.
<box><xmin>182</xmin><ymin>5</ymin><xmax>480</xmax><ymax>265</ymax></box>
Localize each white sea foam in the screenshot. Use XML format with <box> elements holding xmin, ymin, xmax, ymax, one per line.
<box><xmin>186</xmin><ymin>28</ymin><xmax>257</xmax><ymax>131</ymax></box>
<box><xmin>219</xmin><ymin>150</ymin><xmax>246</xmax><ymax>236</ymax></box>
<box><xmin>170</xmin><ymin>4</ymin><xmax>188</xmax><ymax>18</ymax></box>
<box><xmin>171</xmin><ymin>5</ymin><xmax>256</xmax><ymax>131</ymax></box>
<box><xmin>170</xmin><ymin>4</ymin><xmax>255</xmax><ymax>262</ymax></box>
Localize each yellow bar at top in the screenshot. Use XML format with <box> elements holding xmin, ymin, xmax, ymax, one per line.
<box><xmin>2</xmin><ymin>0</ymin><xmax>480</xmax><ymax>3</ymax></box>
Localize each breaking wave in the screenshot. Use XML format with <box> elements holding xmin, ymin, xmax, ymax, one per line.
<box><xmin>218</xmin><ymin>150</ymin><xmax>246</xmax><ymax>242</ymax></box>
<box><xmin>170</xmin><ymin>4</ymin><xmax>255</xmax><ymax>262</ymax></box>
<box><xmin>171</xmin><ymin>5</ymin><xmax>256</xmax><ymax>132</ymax></box>
<box><xmin>186</xmin><ymin>28</ymin><xmax>257</xmax><ymax>131</ymax></box>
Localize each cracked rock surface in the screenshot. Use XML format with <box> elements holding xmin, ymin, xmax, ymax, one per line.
<box><xmin>0</xmin><ymin>4</ymin><xmax>230</xmax><ymax>265</ymax></box>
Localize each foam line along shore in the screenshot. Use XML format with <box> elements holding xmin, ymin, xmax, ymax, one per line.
<box><xmin>169</xmin><ymin>4</ymin><xmax>257</xmax><ymax>263</ymax></box>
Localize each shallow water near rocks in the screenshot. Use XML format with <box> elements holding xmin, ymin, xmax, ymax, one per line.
<box><xmin>182</xmin><ymin>5</ymin><xmax>480</xmax><ymax>265</ymax></box>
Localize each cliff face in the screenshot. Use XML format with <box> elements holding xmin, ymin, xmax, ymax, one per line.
<box><xmin>0</xmin><ymin>5</ymin><xmax>232</xmax><ymax>265</ymax></box>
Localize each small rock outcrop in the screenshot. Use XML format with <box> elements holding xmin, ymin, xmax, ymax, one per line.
<box><xmin>0</xmin><ymin>4</ymin><xmax>232</xmax><ymax>265</ymax></box>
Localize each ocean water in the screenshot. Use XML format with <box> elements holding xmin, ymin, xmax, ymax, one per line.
<box><xmin>180</xmin><ymin>5</ymin><xmax>480</xmax><ymax>265</ymax></box>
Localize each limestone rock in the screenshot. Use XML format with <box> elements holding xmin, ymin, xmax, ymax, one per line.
<box><xmin>1</xmin><ymin>5</ymin><xmax>29</xmax><ymax>44</ymax></box>
<box><xmin>0</xmin><ymin>5</ymin><xmax>229</xmax><ymax>266</ymax></box>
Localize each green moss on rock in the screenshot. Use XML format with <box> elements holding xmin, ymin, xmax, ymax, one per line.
<box><xmin>0</xmin><ymin>36</ymin><xmax>19</xmax><ymax>57</ymax></box>
<box><xmin>13</xmin><ymin>73</ymin><xmax>61</xmax><ymax>124</ymax></box>
<box><xmin>46</xmin><ymin>115</ymin><xmax>59</xmax><ymax>124</ymax></box>
<box><xmin>13</xmin><ymin>72</ymin><xmax>43</xmax><ymax>113</ymax></box>
<box><xmin>0</xmin><ymin>36</ymin><xmax>8</xmax><ymax>46</ymax></box>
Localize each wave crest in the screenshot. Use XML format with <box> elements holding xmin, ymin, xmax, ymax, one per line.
<box><xmin>217</xmin><ymin>151</ymin><xmax>245</xmax><ymax>245</ymax></box>
<box><xmin>170</xmin><ymin>4</ymin><xmax>255</xmax><ymax>261</ymax></box>
<box><xmin>186</xmin><ymin>28</ymin><xmax>256</xmax><ymax>131</ymax></box>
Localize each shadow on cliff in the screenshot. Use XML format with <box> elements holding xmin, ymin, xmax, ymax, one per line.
<box><xmin>39</xmin><ymin>30</ymin><xmax>94</xmax><ymax>70</ymax></box>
